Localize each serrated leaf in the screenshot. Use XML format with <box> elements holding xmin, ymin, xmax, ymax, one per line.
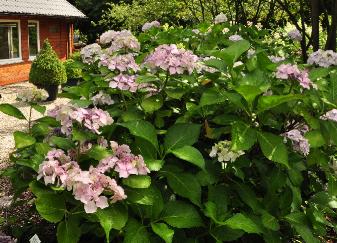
<box><xmin>35</xmin><ymin>193</ymin><xmax>65</xmax><ymax>223</ymax></box>
<box><xmin>164</xmin><ymin>123</ymin><xmax>201</xmax><ymax>150</ymax></box>
<box><xmin>257</xmin><ymin>94</ymin><xmax>302</xmax><ymax>113</ymax></box>
<box><xmin>124</xmin><ymin>218</ymin><xmax>150</xmax><ymax>243</ymax></box>
<box><xmin>57</xmin><ymin>218</ymin><xmax>81</xmax><ymax>243</ymax></box>
<box><xmin>141</xmin><ymin>95</ymin><xmax>163</xmax><ymax>113</ymax></box>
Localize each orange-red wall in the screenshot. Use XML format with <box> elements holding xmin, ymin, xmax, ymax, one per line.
<box><xmin>0</xmin><ymin>16</ymin><xmax>74</xmax><ymax>86</ymax></box>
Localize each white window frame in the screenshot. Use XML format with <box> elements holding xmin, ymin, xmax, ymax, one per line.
<box><xmin>0</xmin><ymin>19</ymin><xmax>22</xmax><ymax>65</ymax></box>
<box><xmin>28</xmin><ymin>20</ymin><xmax>40</xmax><ymax>61</ymax></box>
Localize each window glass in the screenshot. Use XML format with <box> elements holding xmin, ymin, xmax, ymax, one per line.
<box><xmin>0</xmin><ymin>22</ymin><xmax>19</xmax><ymax>60</ymax></box>
<box><xmin>29</xmin><ymin>22</ymin><xmax>38</xmax><ymax>57</ymax></box>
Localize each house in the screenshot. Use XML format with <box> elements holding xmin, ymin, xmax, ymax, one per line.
<box><xmin>0</xmin><ymin>0</ymin><xmax>86</xmax><ymax>85</ymax></box>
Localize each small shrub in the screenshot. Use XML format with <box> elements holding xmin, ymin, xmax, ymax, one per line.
<box><xmin>29</xmin><ymin>40</ymin><xmax>67</xmax><ymax>86</ymax></box>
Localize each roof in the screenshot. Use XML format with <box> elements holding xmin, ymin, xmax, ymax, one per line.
<box><xmin>0</xmin><ymin>0</ymin><xmax>86</xmax><ymax>19</ymax></box>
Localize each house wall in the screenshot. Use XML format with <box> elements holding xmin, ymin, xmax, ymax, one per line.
<box><xmin>0</xmin><ymin>15</ymin><xmax>74</xmax><ymax>86</ymax></box>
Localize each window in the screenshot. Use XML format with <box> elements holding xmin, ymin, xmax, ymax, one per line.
<box><xmin>28</xmin><ymin>21</ymin><xmax>39</xmax><ymax>58</ymax></box>
<box><xmin>0</xmin><ymin>21</ymin><xmax>20</xmax><ymax>61</ymax></box>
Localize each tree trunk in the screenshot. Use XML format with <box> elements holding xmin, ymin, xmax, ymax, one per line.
<box><xmin>310</xmin><ymin>0</ymin><xmax>320</xmax><ymax>51</ymax></box>
<box><xmin>325</xmin><ymin>0</ymin><xmax>337</xmax><ymax>51</ymax></box>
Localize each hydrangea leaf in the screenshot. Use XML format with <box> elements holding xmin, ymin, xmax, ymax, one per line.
<box><xmin>57</xmin><ymin>218</ymin><xmax>81</xmax><ymax>243</ymax></box>
<box><xmin>224</xmin><ymin>213</ymin><xmax>262</xmax><ymax>234</ymax></box>
<box><xmin>141</xmin><ymin>95</ymin><xmax>163</xmax><ymax>113</ymax></box>
<box><xmin>164</xmin><ymin>123</ymin><xmax>201</xmax><ymax>151</ymax></box>
<box><xmin>120</xmin><ymin>120</ymin><xmax>159</xmax><ymax>150</ymax></box>
<box><xmin>151</xmin><ymin>223</ymin><xmax>174</xmax><ymax>243</ymax></box>
<box><xmin>170</xmin><ymin>145</ymin><xmax>205</xmax><ymax>170</ymax></box>
<box><xmin>257</xmin><ymin>94</ymin><xmax>302</xmax><ymax>113</ymax></box>
<box><xmin>96</xmin><ymin>204</ymin><xmax>128</xmax><ymax>242</ymax></box>
<box><xmin>123</xmin><ymin>175</ymin><xmax>151</xmax><ymax>188</ymax></box>
<box><xmin>0</xmin><ymin>103</ymin><xmax>26</xmax><ymax>120</ymax></box>
<box><xmin>161</xmin><ymin>200</ymin><xmax>203</xmax><ymax>228</ymax></box>
<box><xmin>231</xmin><ymin>121</ymin><xmax>257</xmax><ymax>151</ymax></box>
<box><xmin>257</xmin><ymin>132</ymin><xmax>289</xmax><ymax>168</ymax></box>
<box><xmin>13</xmin><ymin>131</ymin><xmax>36</xmax><ymax>149</ymax></box>
<box><xmin>35</xmin><ymin>193</ymin><xmax>65</xmax><ymax>223</ymax></box>
<box><xmin>124</xmin><ymin>218</ymin><xmax>150</xmax><ymax>243</ymax></box>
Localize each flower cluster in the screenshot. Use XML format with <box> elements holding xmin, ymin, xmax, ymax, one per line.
<box><xmin>268</xmin><ymin>55</ymin><xmax>285</xmax><ymax>63</ymax></box>
<box><xmin>97</xmin><ymin>141</ymin><xmax>150</xmax><ymax>178</ymax></box>
<box><xmin>99</xmin><ymin>30</ymin><xmax>116</xmax><ymax>45</ymax></box>
<box><xmin>283</xmin><ymin>126</ymin><xmax>310</xmax><ymax>156</ymax></box>
<box><xmin>307</xmin><ymin>49</ymin><xmax>337</xmax><ymax>67</ymax></box>
<box><xmin>144</xmin><ymin>44</ymin><xmax>199</xmax><ymax>75</ymax></box>
<box><xmin>287</xmin><ymin>29</ymin><xmax>302</xmax><ymax>41</ymax></box>
<box><xmin>99</xmin><ymin>53</ymin><xmax>140</xmax><ymax>72</ymax></box>
<box><xmin>209</xmin><ymin>140</ymin><xmax>245</xmax><ymax>163</ymax></box>
<box><xmin>229</xmin><ymin>35</ymin><xmax>243</xmax><ymax>42</ymax></box>
<box><xmin>276</xmin><ymin>64</ymin><xmax>313</xmax><ymax>89</ymax></box>
<box><xmin>37</xmin><ymin>149</ymin><xmax>126</xmax><ymax>213</ymax></box>
<box><xmin>91</xmin><ymin>91</ymin><xmax>115</xmax><ymax>106</ymax></box>
<box><xmin>80</xmin><ymin>43</ymin><xmax>102</xmax><ymax>64</ymax></box>
<box><xmin>109</xmin><ymin>30</ymin><xmax>140</xmax><ymax>53</ymax></box>
<box><xmin>48</xmin><ymin>104</ymin><xmax>113</xmax><ymax>135</ymax></box>
<box><xmin>17</xmin><ymin>88</ymin><xmax>48</xmax><ymax>103</ymax></box>
<box><xmin>214</xmin><ymin>13</ymin><xmax>228</xmax><ymax>24</ymax></box>
<box><xmin>320</xmin><ymin>109</ymin><xmax>337</xmax><ymax>122</ymax></box>
<box><xmin>142</xmin><ymin>21</ymin><xmax>160</xmax><ymax>32</ymax></box>
<box><xmin>109</xmin><ymin>74</ymin><xmax>138</xmax><ymax>92</ymax></box>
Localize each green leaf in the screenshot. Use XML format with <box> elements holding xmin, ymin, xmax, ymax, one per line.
<box><xmin>305</xmin><ymin>130</ymin><xmax>325</xmax><ymax>148</ymax></box>
<box><xmin>49</xmin><ymin>136</ymin><xmax>75</xmax><ymax>150</ymax></box>
<box><xmin>165</xmin><ymin>87</ymin><xmax>186</xmax><ymax>100</ymax></box>
<box><xmin>320</xmin><ymin>120</ymin><xmax>337</xmax><ymax>145</ymax></box>
<box><xmin>170</xmin><ymin>146</ymin><xmax>205</xmax><ymax>170</ymax></box>
<box><xmin>35</xmin><ymin>143</ymin><xmax>51</xmax><ymax>155</ymax></box>
<box><xmin>285</xmin><ymin>212</ymin><xmax>319</xmax><ymax>243</ymax></box>
<box><xmin>13</xmin><ymin>131</ymin><xmax>36</xmax><ymax>149</ymax></box>
<box><xmin>145</xmin><ymin>159</ymin><xmax>164</xmax><ymax>171</ymax></box>
<box><xmin>35</xmin><ymin>193</ymin><xmax>65</xmax><ymax>223</ymax></box>
<box><xmin>136</xmin><ymin>74</ymin><xmax>158</xmax><ymax>83</ymax></box>
<box><xmin>161</xmin><ymin>200</ymin><xmax>203</xmax><ymax>228</ymax></box>
<box><xmin>257</xmin><ymin>132</ymin><xmax>289</xmax><ymax>168</ymax></box>
<box><xmin>96</xmin><ymin>204</ymin><xmax>128</xmax><ymax>242</ymax></box>
<box><xmin>57</xmin><ymin>218</ymin><xmax>81</xmax><ymax>243</ymax></box>
<box><xmin>261</xmin><ymin>211</ymin><xmax>280</xmax><ymax>231</ymax></box>
<box><xmin>32</xmin><ymin>104</ymin><xmax>46</xmax><ymax>115</ymax></box>
<box><xmin>224</xmin><ymin>213</ymin><xmax>262</xmax><ymax>234</ymax></box>
<box><xmin>141</xmin><ymin>95</ymin><xmax>163</xmax><ymax>113</ymax></box>
<box><xmin>203</xmin><ymin>58</ymin><xmax>226</xmax><ymax>72</ymax></box>
<box><xmin>328</xmin><ymin>175</ymin><xmax>337</xmax><ymax>197</ymax></box>
<box><xmin>234</xmin><ymin>183</ymin><xmax>262</xmax><ymax>213</ymax></box>
<box><xmin>235</xmin><ymin>85</ymin><xmax>263</xmax><ymax>108</ymax></box>
<box><xmin>161</xmin><ymin>169</ymin><xmax>201</xmax><ymax>206</ymax></box>
<box><xmin>120</xmin><ymin>120</ymin><xmax>158</xmax><ymax>150</ymax></box>
<box><xmin>257</xmin><ymin>94</ymin><xmax>302</xmax><ymax>113</ymax></box>
<box><xmin>124</xmin><ymin>218</ymin><xmax>150</xmax><ymax>243</ymax></box>
<box><xmin>199</xmin><ymin>88</ymin><xmax>228</xmax><ymax>107</ymax></box>
<box><xmin>210</xmin><ymin>226</ymin><xmax>244</xmax><ymax>242</ymax></box>
<box><xmin>0</xmin><ymin>103</ymin><xmax>26</xmax><ymax>119</ymax></box>
<box><xmin>309</xmin><ymin>67</ymin><xmax>331</xmax><ymax>80</ymax></box>
<box><xmin>126</xmin><ymin>185</ymin><xmax>159</xmax><ymax>205</ymax></box>
<box><xmin>221</xmin><ymin>40</ymin><xmax>251</xmax><ymax>65</ymax></box>
<box><xmin>231</xmin><ymin>121</ymin><xmax>256</xmax><ymax>151</ymax></box>
<box><xmin>164</xmin><ymin>123</ymin><xmax>201</xmax><ymax>150</ymax></box>
<box><xmin>87</xmin><ymin>145</ymin><xmax>112</xmax><ymax>161</ymax></box>
<box><xmin>151</xmin><ymin>223</ymin><xmax>174</xmax><ymax>243</ymax></box>
<box><xmin>123</xmin><ymin>175</ymin><xmax>151</xmax><ymax>189</ymax></box>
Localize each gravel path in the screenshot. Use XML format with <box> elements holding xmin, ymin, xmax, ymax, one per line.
<box><xmin>0</xmin><ymin>82</ymin><xmax>68</xmax><ymax>168</ymax></box>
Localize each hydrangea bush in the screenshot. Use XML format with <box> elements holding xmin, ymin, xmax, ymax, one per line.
<box><xmin>2</xmin><ymin>15</ymin><xmax>337</xmax><ymax>242</ymax></box>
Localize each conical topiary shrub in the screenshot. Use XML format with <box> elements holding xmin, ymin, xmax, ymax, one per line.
<box><xmin>29</xmin><ymin>40</ymin><xmax>67</xmax><ymax>101</ymax></box>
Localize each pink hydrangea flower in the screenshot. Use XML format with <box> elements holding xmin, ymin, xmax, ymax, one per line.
<box><xmin>229</xmin><ymin>35</ymin><xmax>243</xmax><ymax>42</ymax></box>
<box><xmin>321</xmin><ymin>109</ymin><xmax>337</xmax><ymax>122</ymax></box>
<box><xmin>276</xmin><ymin>64</ymin><xmax>314</xmax><ymax>90</ymax></box>
<box><xmin>99</xmin><ymin>53</ymin><xmax>140</xmax><ymax>72</ymax></box>
<box><xmin>288</xmin><ymin>29</ymin><xmax>302</xmax><ymax>41</ymax></box>
<box><xmin>108</xmin><ymin>30</ymin><xmax>140</xmax><ymax>53</ymax></box>
<box><xmin>283</xmin><ymin>126</ymin><xmax>310</xmax><ymax>156</ymax></box>
<box><xmin>144</xmin><ymin>44</ymin><xmax>199</xmax><ymax>75</ymax></box>
<box><xmin>109</xmin><ymin>74</ymin><xmax>138</xmax><ymax>92</ymax></box>
<box><xmin>142</xmin><ymin>21</ymin><xmax>160</xmax><ymax>32</ymax></box>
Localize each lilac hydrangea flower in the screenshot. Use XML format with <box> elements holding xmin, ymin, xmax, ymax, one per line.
<box><xmin>109</xmin><ymin>74</ymin><xmax>138</xmax><ymax>92</ymax></box>
<box><xmin>287</xmin><ymin>29</ymin><xmax>302</xmax><ymax>41</ymax></box>
<box><xmin>144</xmin><ymin>44</ymin><xmax>199</xmax><ymax>75</ymax></box>
<box><xmin>142</xmin><ymin>21</ymin><xmax>160</xmax><ymax>32</ymax></box>
<box><xmin>321</xmin><ymin>109</ymin><xmax>337</xmax><ymax>122</ymax></box>
<box><xmin>108</xmin><ymin>30</ymin><xmax>140</xmax><ymax>53</ymax></box>
<box><xmin>80</xmin><ymin>43</ymin><xmax>102</xmax><ymax>64</ymax></box>
<box><xmin>276</xmin><ymin>64</ymin><xmax>314</xmax><ymax>89</ymax></box>
<box><xmin>283</xmin><ymin>126</ymin><xmax>310</xmax><ymax>156</ymax></box>
<box><xmin>268</xmin><ymin>55</ymin><xmax>285</xmax><ymax>63</ymax></box>
<box><xmin>229</xmin><ymin>35</ymin><xmax>243</xmax><ymax>42</ymax></box>
<box><xmin>307</xmin><ymin>49</ymin><xmax>337</xmax><ymax>67</ymax></box>
<box><xmin>91</xmin><ymin>91</ymin><xmax>114</xmax><ymax>106</ymax></box>
<box><xmin>99</xmin><ymin>53</ymin><xmax>140</xmax><ymax>72</ymax></box>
